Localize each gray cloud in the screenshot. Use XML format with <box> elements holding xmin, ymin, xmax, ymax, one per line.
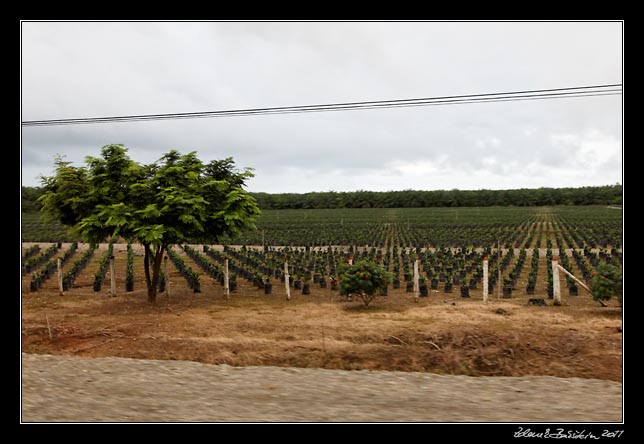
<box><xmin>21</xmin><ymin>21</ymin><xmax>622</xmax><ymax>192</ymax></box>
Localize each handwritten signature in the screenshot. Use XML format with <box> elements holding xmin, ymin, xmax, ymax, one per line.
<box><xmin>514</xmin><ymin>427</ymin><xmax>624</xmax><ymax>439</ymax></box>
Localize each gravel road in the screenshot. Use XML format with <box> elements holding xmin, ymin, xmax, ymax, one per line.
<box><xmin>21</xmin><ymin>353</ymin><xmax>622</xmax><ymax>423</ymax></box>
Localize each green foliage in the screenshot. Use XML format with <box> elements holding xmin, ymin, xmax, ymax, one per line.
<box><xmin>251</xmin><ymin>184</ymin><xmax>622</xmax><ymax>209</ymax></box>
<box><xmin>22</xmin><ymin>244</ymin><xmax>41</xmax><ymax>261</ymax></box>
<box><xmin>23</xmin><ymin>243</ymin><xmax>59</xmax><ymax>274</ymax></box>
<box><xmin>62</xmin><ymin>247</ymin><xmax>94</xmax><ymax>290</ymax></box>
<box><xmin>591</xmin><ymin>264</ymin><xmax>622</xmax><ymax>305</ymax></box>
<box><xmin>157</xmin><ymin>269</ymin><xmax>166</xmax><ymax>292</ymax></box>
<box><xmin>39</xmin><ymin>146</ymin><xmax>260</xmax><ymax>246</ymax></box>
<box><xmin>223</xmin><ymin>205</ymin><xmax>622</xmax><ymax>249</ymax></box>
<box><xmin>93</xmin><ymin>241</ymin><xmax>114</xmax><ymax>291</ymax></box>
<box><xmin>21</xmin><ymin>212</ymin><xmax>77</xmax><ymax>242</ymax></box>
<box><xmin>167</xmin><ymin>247</ymin><xmax>200</xmax><ymax>291</ymax></box>
<box><xmin>25</xmin><ymin>184</ymin><xmax>623</xmax><ymax>214</ymax></box>
<box><xmin>126</xmin><ymin>243</ymin><xmax>134</xmax><ymax>291</ymax></box>
<box><xmin>28</xmin><ymin>243</ymin><xmax>78</xmax><ymax>291</ymax></box>
<box><xmin>339</xmin><ymin>260</ymin><xmax>392</xmax><ymax>307</ymax></box>
<box><xmin>38</xmin><ymin>145</ymin><xmax>259</xmax><ymax>302</ymax></box>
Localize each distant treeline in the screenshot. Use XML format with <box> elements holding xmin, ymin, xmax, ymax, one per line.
<box><xmin>22</xmin><ymin>184</ymin><xmax>622</xmax><ymax>212</ymax></box>
<box><xmin>250</xmin><ymin>185</ymin><xmax>622</xmax><ymax>209</ymax></box>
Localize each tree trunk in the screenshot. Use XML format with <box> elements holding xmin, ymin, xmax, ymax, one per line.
<box><xmin>360</xmin><ymin>291</ymin><xmax>374</xmax><ymax>308</ymax></box>
<box><xmin>144</xmin><ymin>243</ymin><xmax>165</xmax><ymax>303</ymax></box>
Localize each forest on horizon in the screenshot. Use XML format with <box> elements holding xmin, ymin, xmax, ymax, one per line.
<box><xmin>22</xmin><ymin>184</ymin><xmax>622</xmax><ymax>213</ymax></box>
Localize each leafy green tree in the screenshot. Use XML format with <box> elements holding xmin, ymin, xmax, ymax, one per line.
<box><xmin>39</xmin><ymin>145</ymin><xmax>260</xmax><ymax>302</ymax></box>
<box><xmin>339</xmin><ymin>260</ymin><xmax>392</xmax><ymax>307</ymax></box>
<box><xmin>591</xmin><ymin>263</ymin><xmax>623</xmax><ymax>307</ymax></box>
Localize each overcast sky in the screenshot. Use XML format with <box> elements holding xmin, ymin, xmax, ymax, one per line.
<box><xmin>21</xmin><ymin>21</ymin><xmax>622</xmax><ymax>193</ymax></box>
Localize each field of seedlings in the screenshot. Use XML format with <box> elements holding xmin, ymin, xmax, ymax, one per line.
<box><xmin>21</xmin><ymin>206</ymin><xmax>622</xmax><ymax>382</ymax></box>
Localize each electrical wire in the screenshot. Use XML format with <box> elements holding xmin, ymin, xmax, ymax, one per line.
<box><xmin>21</xmin><ymin>83</ymin><xmax>622</xmax><ymax>127</ymax></box>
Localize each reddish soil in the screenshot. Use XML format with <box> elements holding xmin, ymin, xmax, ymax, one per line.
<box><xmin>21</xmin><ymin>243</ymin><xmax>622</xmax><ymax>382</ymax></box>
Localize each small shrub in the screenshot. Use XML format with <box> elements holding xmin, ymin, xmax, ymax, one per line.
<box><xmin>591</xmin><ymin>263</ymin><xmax>622</xmax><ymax>307</ymax></box>
<box><xmin>339</xmin><ymin>260</ymin><xmax>392</xmax><ymax>307</ymax></box>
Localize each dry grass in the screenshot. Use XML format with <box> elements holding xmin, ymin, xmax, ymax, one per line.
<box><xmin>21</xmin><ymin>277</ymin><xmax>622</xmax><ymax>381</ymax></box>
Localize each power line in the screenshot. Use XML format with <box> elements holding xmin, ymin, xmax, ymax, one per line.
<box><xmin>23</xmin><ymin>90</ymin><xmax>623</xmax><ymax>126</ymax></box>
<box><xmin>22</xmin><ymin>83</ymin><xmax>622</xmax><ymax>127</ymax></box>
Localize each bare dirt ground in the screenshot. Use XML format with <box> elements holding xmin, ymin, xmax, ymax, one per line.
<box><xmin>22</xmin><ymin>282</ymin><xmax>622</xmax><ymax>381</ymax></box>
<box><xmin>21</xmin><ymin>243</ymin><xmax>623</xmax><ymax>422</ymax></box>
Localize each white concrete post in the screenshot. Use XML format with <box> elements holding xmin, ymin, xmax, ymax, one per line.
<box><xmin>552</xmin><ymin>257</ymin><xmax>561</xmax><ymax>305</ymax></box>
<box><xmin>284</xmin><ymin>259</ymin><xmax>291</xmax><ymax>301</ymax></box>
<box><xmin>556</xmin><ymin>263</ymin><xmax>590</xmax><ymax>292</ymax></box>
<box><xmin>413</xmin><ymin>259</ymin><xmax>420</xmax><ymax>302</ymax></box>
<box><xmin>483</xmin><ymin>257</ymin><xmax>489</xmax><ymax>304</ymax></box>
<box><xmin>224</xmin><ymin>257</ymin><xmax>230</xmax><ymax>300</ymax></box>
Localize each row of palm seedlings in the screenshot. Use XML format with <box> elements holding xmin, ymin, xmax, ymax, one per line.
<box><xmin>70</xmin><ymin>238</ymin><xmax>619</xmax><ymax>299</ymax></box>
<box><xmin>556</xmin><ymin>216</ymin><xmax>622</xmax><ymax>249</ymax></box>
<box><xmin>167</xmin><ymin>246</ymin><xmax>201</xmax><ymax>292</ymax></box>
<box><xmin>62</xmin><ymin>245</ymin><xmax>95</xmax><ymax>290</ymax></box>
<box><xmin>23</xmin><ymin>243</ymin><xmax>60</xmax><ymax>275</ymax></box>
<box><xmin>125</xmin><ymin>243</ymin><xmax>134</xmax><ymax>292</ymax></box>
<box><xmin>22</xmin><ymin>244</ymin><xmax>41</xmax><ymax>261</ymax></box>
<box><xmin>526</xmin><ymin>248</ymin><xmax>539</xmax><ymax>294</ymax></box>
<box><xmin>29</xmin><ymin>242</ymin><xmax>78</xmax><ymax>291</ymax></box>
<box><xmin>184</xmin><ymin>245</ymin><xmax>238</xmax><ymax>291</ymax></box>
<box><xmin>93</xmin><ymin>241</ymin><xmax>114</xmax><ymax>292</ymax></box>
